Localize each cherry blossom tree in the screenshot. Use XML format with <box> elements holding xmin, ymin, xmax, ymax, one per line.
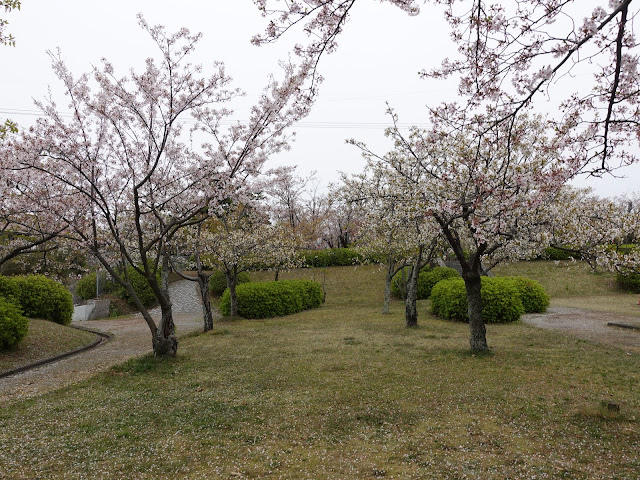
<box><xmin>254</xmin><ymin>0</ymin><xmax>640</xmax><ymax>173</ymax></box>
<box><xmin>343</xmin><ymin>162</ymin><xmax>443</xmax><ymax>319</ymax></box>
<box><xmin>1</xmin><ymin>1</ymin><xmax>20</xmax><ymax>142</ymax></box>
<box><xmin>352</xmin><ymin>110</ymin><xmax>579</xmax><ymax>350</ymax></box>
<box><xmin>253</xmin><ymin>1</ymin><xmax>637</xmax><ymax>351</ymax></box>
<box><xmin>0</xmin><ymin>17</ymin><xmax>312</xmax><ymax>355</ymax></box>
<box><xmin>551</xmin><ymin>188</ymin><xmax>640</xmax><ymax>276</ymax></box>
<box><xmin>1</xmin><ymin>135</ymin><xmax>78</xmax><ymax>277</ymax></box>
<box><xmin>266</xmin><ymin>167</ymin><xmax>314</xmax><ymax>232</ymax></box>
<box><xmin>197</xmin><ymin>201</ymin><xmax>301</xmax><ymax>317</ymax></box>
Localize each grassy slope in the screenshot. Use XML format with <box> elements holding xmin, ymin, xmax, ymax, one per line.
<box><xmin>0</xmin><ymin>264</ymin><xmax>639</xmax><ymax>479</ymax></box>
<box><xmin>0</xmin><ymin>319</ymin><xmax>97</xmax><ymax>374</ymax></box>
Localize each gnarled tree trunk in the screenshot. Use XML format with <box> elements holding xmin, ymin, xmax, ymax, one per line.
<box><xmin>404</xmin><ymin>265</ymin><xmax>419</xmax><ymax>327</ymax></box>
<box><xmin>463</xmin><ymin>273</ymin><xmax>488</xmax><ymax>352</ymax></box>
<box><xmin>197</xmin><ymin>271</ymin><xmax>214</xmax><ymax>332</ymax></box>
<box><xmin>153</xmin><ymin>305</ymin><xmax>178</xmax><ymax>356</ymax></box>
<box><xmin>153</xmin><ymin>254</ymin><xmax>177</xmax><ymax>356</ymax></box>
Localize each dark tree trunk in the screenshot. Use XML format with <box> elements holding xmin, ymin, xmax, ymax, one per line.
<box><xmin>197</xmin><ymin>272</ymin><xmax>214</xmax><ymax>332</ymax></box>
<box><xmin>153</xmin><ymin>254</ymin><xmax>177</xmax><ymax>356</ymax></box>
<box><xmin>153</xmin><ymin>305</ymin><xmax>178</xmax><ymax>356</ymax></box>
<box><xmin>434</xmin><ymin>213</ymin><xmax>489</xmax><ymax>353</ymax></box>
<box><xmin>226</xmin><ymin>270</ymin><xmax>238</xmax><ymax>317</ymax></box>
<box><xmin>463</xmin><ymin>273</ymin><xmax>488</xmax><ymax>352</ymax></box>
<box><xmin>405</xmin><ymin>264</ymin><xmax>419</xmax><ymax>327</ymax></box>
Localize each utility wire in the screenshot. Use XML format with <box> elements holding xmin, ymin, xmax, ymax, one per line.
<box><xmin>0</xmin><ymin>108</ymin><xmax>429</xmax><ymax>130</ymax></box>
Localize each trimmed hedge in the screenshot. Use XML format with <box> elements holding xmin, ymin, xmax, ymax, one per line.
<box><xmin>300</xmin><ymin>248</ymin><xmax>364</xmax><ymax>267</ymax></box>
<box><xmin>616</xmin><ymin>272</ymin><xmax>640</xmax><ymax>294</ymax></box>
<box><xmin>209</xmin><ymin>270</ymin><xmax>251</xmax><ymax>297</ymax></box>
<box><xmin>431</xmin><ymin>277</ymin><xmax>524</xmax><ymax>324</ymax></box>
<box><xmin>220</xmin><ymin>279</ymin><xmax>323</xmax><ymax>318</ymax></box>
<box><xmin>391</xmin><ymin>266</ymin><xmax>460</xmax><ymax>299</ymax></box>
<box><xmin>509</xmin><ymin>276</ymin><xmax>550</xmax><ymax>313</ymax></box>
<box><xmin>76</xmin><ymin>273</ymin><xmax>98</xmax><ymax>300</ymax></box>
<box><xmin>0</xmin><ymin>296</ymin><xmax>28</xmax><ymax>350</ymax></box>
<box><xmin>0</xmin><ymin>275</ymin><xmax>73</xmax><ymax>325</ymax></box>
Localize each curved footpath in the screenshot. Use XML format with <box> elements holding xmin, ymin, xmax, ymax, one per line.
<box><xmin>0</xmin><ymin>278</ymin><xmax>208</xmax><ymax>403</ymax></box>
<box><xmin>0</xmin><ymin>313</ymin><xmax>205</xmax><ymax>403</ymax></box>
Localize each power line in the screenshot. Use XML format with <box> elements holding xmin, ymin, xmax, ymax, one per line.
<box><xmin>0</xmin><ymin>108</ymin><xmax>429</xmax><ymax>130</ymax></box>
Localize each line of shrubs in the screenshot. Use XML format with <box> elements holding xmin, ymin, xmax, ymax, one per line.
<box><xmin>220</xmin><ymin>279</ymin><xmax>324</xmax><ymax>318</ymax></box>
<box><xmin>431</xmin><ymin>276</ymin><xmax>549</xmax><ymax>324</ymax></box>
<box><xmin>0</xmin><ymin>275</ymin><xmax>74</xmax><ymax>350</ymax></box>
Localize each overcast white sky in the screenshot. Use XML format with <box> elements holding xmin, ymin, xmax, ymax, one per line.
<box><xmin>1</xmin><ymin>0</ymin><xmax>638</xmax><ymax>198</ymax></box>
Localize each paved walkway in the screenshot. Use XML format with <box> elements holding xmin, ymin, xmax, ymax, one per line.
<box><xmin>0</xmin><ymin>278</ymin><xmax>209</xmax><ymax>403</ymax></box>
<box><xmin>0</xmin><ymin>313</ymin><xmax>206</xmax><ymax>403</ymax></box>
<box><xmin>523</xmin><ymin>306</ymin><xmax>640</xmax><ymax>354</ymax></box>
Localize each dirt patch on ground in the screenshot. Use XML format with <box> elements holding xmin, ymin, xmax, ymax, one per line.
<box><xmin>523</xmin><ymin>306</ymin><xmax>640</xmax><ymax>353</ymax></box>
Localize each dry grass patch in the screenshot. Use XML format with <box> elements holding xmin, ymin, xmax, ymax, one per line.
<box><xmin>0</xmin><ymin>319</ymin><xmax>97</xmax><ymax>374</ymax></box>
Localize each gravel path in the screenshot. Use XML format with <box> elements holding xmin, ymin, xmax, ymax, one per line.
<box><xmin>523</xmin><ymin>306</ymin><xmax>640</xmax><ymax>354</ymax></box>
<box><xmin>0</xmin><ymin>312</ymin><xmax>206</xmax><ymax>403</ymax></box>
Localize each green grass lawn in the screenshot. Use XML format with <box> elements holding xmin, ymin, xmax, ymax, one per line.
<box><xmin>1</xmin><ymin>263</ymin><xmax>639</xmax><ymax>479</ymax></box>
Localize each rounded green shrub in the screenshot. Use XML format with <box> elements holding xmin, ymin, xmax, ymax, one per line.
<box><xmin>0</xmin><ymin>275</ymin><xmax>20</xmax><ymax>300</ymax></box>
<box><xmin>421</xmin><ymin>266</ymin><xmax>461</xmax><ymax>298</ymax></box>
<box><xmin>391</xmin><ymin>266</ymin><xmax>460</xmax><ymax>300</ymax></box>
<box><xmin>8</xmin><ymin>275</ymin><xmax>73</xmax><ymax>325</ymax></box>
<box><xmin>0</xmin><ymin>296</ymin><xmax>28</xmax><ymax>350</ymax></box>
<box><xmin>209</xmin><ymin>270</ymin><xmax>251</xmax><ymax>297</ymax></box>
<box><xmin>220</xmin><ymin>280</ymin><xmax>323</xmax><ymax>318</ymax></box>
<box><xmin>616</xmin><ymin>272</ymin><xmax>640</xmax><ymax>294</ymax></box>
<box><xmin>430</xmin><ymin>277</ymin><xmax>468</xmax><ymax>320</ymax></box>
<box><xmin>431</xmin><ymin>277</ymin><xmax>524</xmax><ymax>324</ymax></box>
<box><xmin>76</xmin><ymin>273</ymin><xmax>98</xmax><ymax>300</ymax></box>
<box><xmin>115</xmin><ymin>266</ymin><xmax>161</xmax><ymax>308</ymax></box>
<box><xmin>509</xmin><ymin>276</ymin><xmax>550</xmax><ymax>313</ymax></box>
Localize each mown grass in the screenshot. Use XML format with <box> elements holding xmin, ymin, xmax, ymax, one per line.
<box><xmin>0</xmin><ymin>319</ymin><xmax>97</xmax><ymax>374</ymax></box>
<box><xmin>1</xmin><ymin>263</ymin><xmax>639</xmax><ymax>479</ymax></box>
